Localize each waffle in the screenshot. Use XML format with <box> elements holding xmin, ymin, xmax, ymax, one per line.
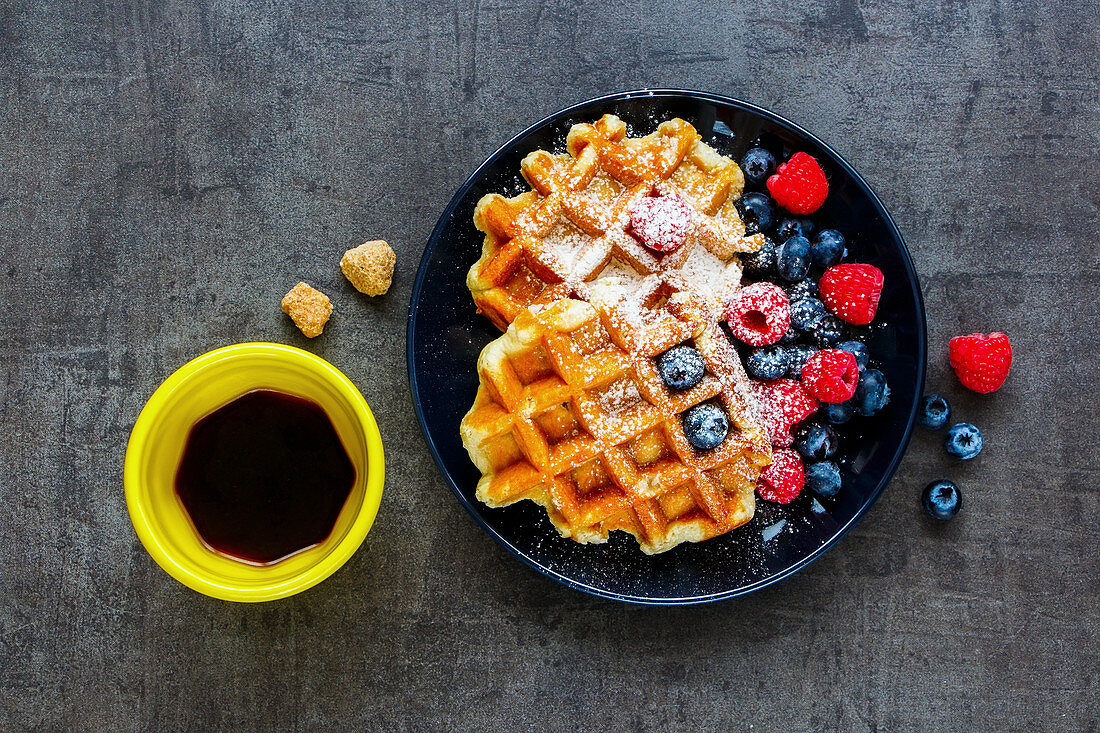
<box><xmin>459</xmin><ymin>275</ymin><xmax>772</xmax><ymax>554</ymax></box>
<box><xmin>467</xmin><ymin>114</ymin><xmax>765</xmax><ymax>331</ymax></box>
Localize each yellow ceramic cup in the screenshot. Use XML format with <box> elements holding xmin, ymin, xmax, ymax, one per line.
<box><xmin>124</xmin><ymin>343</ymin><xmax>384</xmax><ymax>602</ymax></box>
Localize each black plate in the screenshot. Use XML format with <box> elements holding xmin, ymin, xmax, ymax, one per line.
<box><xmin>407</xmin><ymin>90</ymin><xmax>926</xmax><ymax>604</ymax></box>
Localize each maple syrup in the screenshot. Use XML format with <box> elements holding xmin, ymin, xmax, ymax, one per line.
<box><xmin>174</xmin><ymin>390</ymin><xmax>355</xmax><ymax>565</ymax></box>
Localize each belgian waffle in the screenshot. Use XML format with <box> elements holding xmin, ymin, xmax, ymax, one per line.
<box><xmin>467</xmin><ymin>114</ymin><xmax>765</xmax><ymax>331</ymax></box>
<box><xmin>459</xmin><ymin>275</ymin><xmax>772</xmax><ymax>554</ymax></box>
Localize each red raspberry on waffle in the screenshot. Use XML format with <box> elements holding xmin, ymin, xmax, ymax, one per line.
<box><xmin>629</xmin><ymin>193</ymin><xmax>694</xmax><ymax>253</ymax></box>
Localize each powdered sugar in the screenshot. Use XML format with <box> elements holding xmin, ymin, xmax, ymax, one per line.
<box><xmin>595</xmin><ymin>377</ymin><xmax>643</xmax><ymax>416</ymax></box>
<box><xmin>540</xmin><ymin>221</ymin><xmax>593</xmax><ymax>270</ymax></box>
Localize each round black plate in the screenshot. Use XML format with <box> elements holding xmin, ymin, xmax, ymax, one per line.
<box><xmin>407</xmin><ymin>90</ymin><xmax>926</xmax><ymax>604</ymax></box>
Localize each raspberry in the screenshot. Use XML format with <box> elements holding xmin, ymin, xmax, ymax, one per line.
<box><xmin>949</xmin><ymin>332</ymin><xmax>1013</xmax><ymax>393</ymax></box>
<box><xmin>766</xmin><ymin>152</ymin><xmax>829</xmax><ymax>215</ymax></box>
<box><xmin>756</xmin><ymin>448</ymin><xmax>805</xmax><ymax>504</ymax></box>
<box><xmin>751</xmin><ymin>378</ymin><xmax>819</xmax><ymax>447</ymax></box>
<box><xmin>629</xmin><ymin>193</ymin><xmax>694</xmax><ymax>253</ymax></box>
<box><xmin>724</xmin><ymin>283</ymin><xmax>790</xmax><ymax>346</ymax></box>
<box><xmin>819</xmin><ymin>263</ymin><xmax>884</xmax><ymax>325</ymax></box>
<box><xmin>801</xmin><ymin>349</ymin><xmax>859</xmax><ymax>403</ymax></box>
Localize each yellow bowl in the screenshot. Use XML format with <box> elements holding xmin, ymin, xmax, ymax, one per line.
<box><xmin>124</xmin><ymin>342</ymin><xmax>384</xmax><ymax>602</ymax></box>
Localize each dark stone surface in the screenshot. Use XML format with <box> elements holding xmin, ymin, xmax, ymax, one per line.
<box><xmin>1</xmin><ymin>1</ymin><xmax>1097</xmax><ymax>730</ymax></box>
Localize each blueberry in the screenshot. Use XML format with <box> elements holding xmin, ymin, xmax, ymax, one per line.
<box><xmin>682</xmin><ymin>403</ymin><xmax>729</xmax><ymax>450</ymax></box>
<box><xmin>811</xmin><ymin>229</ymin><xmax>846</xmax><ymax>269</ymax></box>
<box><xmin>922</xmin><ymin>479</ymin><xmax>962</xmax><ymax>520</ymax></box>
<box><xmin>798</xmin><ymin>218</ymin><xmax>816</xmax><ymax>238</ymax></box>
<box><xmin>656</xmin><ymin>345</ymin><xmax>705</xmax><ymax>390</ymax></box>
<box><xmin>837</xmin><ymin>340</ymin><xmax>870</xmax><ymax>370</ymax></box>
<box><xmin>854</xmin><ymin>368</ymin><xmax>890</xmax><ymax>416</ymax></box>
<box><xmin>740</xmin><ymin>235</ymin><xmax>776</xmax><ymax>278</ymax></box>
<box><xmin>779</xmin><ymin>325</ymin><xmax>802</xmax><ymax>345</ymax></box>
<box><xmin>786</xmin><ymin>344</ymin><xmax>818</xmax><ymax>379</ymax></box>
<box><xmin>785</xmin><ymin>278</ymin><xmax>819</xmax><ymax>304</ymax></box>
<box><xmin>811</xmin><ymin>315</ymin><xmax>844</xmax><ymax>347</ymax></box>
<box><xmin>944</xmin><ymin>422</ymin><xmax>982</xmax><ymax>460</ymax></box>
<box><xmin>736</xmin><ymin>192</ymin><xmax>775</xmax><ymax>235</ymax></box>
<box><xmin>740</xmin><ymin>147</ymin><xmax>776</xmax><ymax>186</ymax></box>
<box><xmin>789</xmin><ymin>297</ymin><xmax>826</xmax><ymax>331</ymax></box>
<box><xmin>919</xmin><ymin>394</ymin><xmax>951</xmax><ymax>430</ymax></box>
<box><xmin>775</xmin><ymin>218</ymin><xmax>808</xmax><ymax>241</ymax></box>
<box><xmin>776</xmin><ymin>235</ymin><xmax>811</xmax><ymax>281</ymax></box>
<box><xmin>746</xmin><ymin>346</ymin><xmax>789</xmax><ymax>380</ymax></box>
<box><xmin>795</xmin><ymin>423</ymin><xmax>838</xmax><ymax>461</ymax></box>
<box><xmin>821</xmin><ymin>401</ymin><xmax>853</xmax><ymax>424</ymax></box>
<box><xmin>805</xmin><ymin>461</ymin><xmax>842</xmax><ymax>498</ymax></box>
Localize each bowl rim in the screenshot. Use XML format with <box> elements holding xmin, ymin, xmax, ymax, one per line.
<box><xmin>406</xmin><ymin>88</ymin><xmax>926</xmax><ymax>604</ymax></box>
<box><xmin>124</xmin><ymin>341</ymin><xmax>386</xmax><ymax>602</ymax></box>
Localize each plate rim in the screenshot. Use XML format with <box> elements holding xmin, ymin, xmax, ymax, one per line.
<box><xmin>406</xmin><ymin>88</ymin><xmax>927</xmax><ymax>605</ymax></box>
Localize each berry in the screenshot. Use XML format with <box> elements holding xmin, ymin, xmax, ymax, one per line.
<box><xmin>746</xmin><ymin>346</ymin><xmax>789</xmax><ymax>381</ymax></box>
<box><xmin>922</xmin><ymin>479</ymin><xmax>962</xmax><ymax>520</ymax></box>
<box><xmin>949</xmin><ymin>332</ymin><xmax>1013</xmax><ymax>394</ymax></box>
<box><xmin>682</xmin><ymin>402</ymin><xmax>729</xmax><ymax>450</ymax></box>
<box><xmin>789</xmin><ymin>297</ymin><xmax>826</xmax><ymax>331</ymax></box>
<box><xmin>766</xmin><ymin>151</ymin><xmax>829</xmax><ymax>215</ymax></box>
<box><xmin>810</xmin><ymin>315</ymin><xmax>844</xmax><ymax>347</ymax></box>
<box><xmin>740</xmin><ymin>235</ymin><xmax>776</xmax><ymax>277</ymax></box>
<box><xmin>756</xmin><ymin>448</ymin><xmax>805</xmax><ymax>504</ymax></box>
<box><xmin>854</xmin><ymin>368</ymin><xmax>890</xmax><ymax>416</ymax></box>
<box><xmin>775</xmin><ymin>217</ymin><xmax>809</xmax><ymax>241</ymax></box>
<box><xmin>736</xmin><ymin>192</ymin><xmax>775</xmax><ymax>235</ymax></box>
<box><xmin>801</xmin><ymin>349</ymin><xmax>859</xmax><ymax>403</ymax></box>
<box><xmin>794</xmin><ymin>422</ymin><xmax>838</xmax><ymax>461</ymax></box>
<box><xmin>779</xmin><ymin>325</ymin><xmax>801</xmax><ymax>345</ymax></box>
<box><xmin>785</xmin><ymin>344</ymin><xmax>819</xmax><ymax>379</ymax></box>
<box><xmin>740</xmin><ymin>147</ymin><xmax>776</xmax><ymax>187</ymax></box>
<box><xmin>776</xmin><ymin>235</ymin><xmax>811</xmax><ymax>281</ymax></box>
<box><xmin>805</xmin><ymin>461</ymin><xmax>842</xmax><ymax>498</ymax></box>
<box><xmin>785</xmin><ymin>278</ymin><xmax>819</xmax><ymax>304</ymax></box>
<box><xmin>629</xmin><ymin>193</ymin><xmax>694</xmax><ymax>253</ymax></box>
<box><xmin>751</xmin><ymin>378</ymin><xmax>819</xmax><ymax>447</ymax></box>
<box><xmin>944</xmin><ymin>422</ymin><xmax>982</xmax><ymax>460</ymax></box>
<box><xmin>821</xmin><ymin>401</ymin><xmax>853</xmax><ymax>424</ymax></box>
<box><xmin>656</xmin><ymin>345</ymin><xmax>705</xmax><ymax>390</ymax></box>
<box><xmin>724</xmin><ymin>282</ymin><xmax>790</xmax><ymax>347</ymax></box>
<box><xmin>919</xmin><ymin>394</ymin><xmax>950</xmax><ymax>430</ymax></box>
<box><xmin>837</xmin><ymin>340</ymin><xmax>869</xmax><ymax>370</ymax></box>
<box><xmin>819</xmin><ymin>263</ymin><xmax>884</xmax><ymax>325</ymax></box>
<box><xmin>810</xmin><ymin>229</ymin><xmax>846</xmax><ymax>269</ymax></box>
<box><xmin>797</xmin><ymin>218</ymin><xmax>815</xmax><ymax>238</ymax></box>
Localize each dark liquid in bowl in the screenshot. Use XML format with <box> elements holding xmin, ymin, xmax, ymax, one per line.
<box><xmin>174</xmin><ymin>390</ymin><xmax>356</xmax><ymax>565</ymax></box>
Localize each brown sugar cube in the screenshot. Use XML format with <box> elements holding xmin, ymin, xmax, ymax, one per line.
<box><xmin>281</xmin><ymin>282</ymin><xmax>332</xmax><ymax>338</ymax></box>
<box><xmin>340</xmin><ymin>240</ymin><xmax>395</xmax><ymax>296</ymax></box>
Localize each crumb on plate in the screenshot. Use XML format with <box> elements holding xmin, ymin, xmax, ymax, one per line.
<box><xmin>281</xmin><ymin>282</ymin><xmax>332</xmax><ymax>337</ymax></box>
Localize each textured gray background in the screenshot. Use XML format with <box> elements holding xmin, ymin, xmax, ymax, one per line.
<box><xmin>1</xmin><ymin>1</ymin><xmax>1098</xmax><ymax>731</ymax></box>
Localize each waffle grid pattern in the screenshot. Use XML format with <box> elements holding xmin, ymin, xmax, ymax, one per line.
<box><xmin>467</xmin><ymin>114</ymin><xmax>764</xmax><ymax>331</ymax></box>
<box><xmin>460</xmin><ymin>276</ymin><xmax>771</xmax><ymax>554</ymax></box>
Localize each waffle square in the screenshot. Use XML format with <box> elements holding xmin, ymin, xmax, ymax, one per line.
<box><xmin>467</xmin><ymin>114</ymin><xmax>765</xmax><ymax>331</ymax></box>
<box><xmin>460</xmin><ymin>275</ymin><xmax>772</xmax><ymax>554</ymax></box>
